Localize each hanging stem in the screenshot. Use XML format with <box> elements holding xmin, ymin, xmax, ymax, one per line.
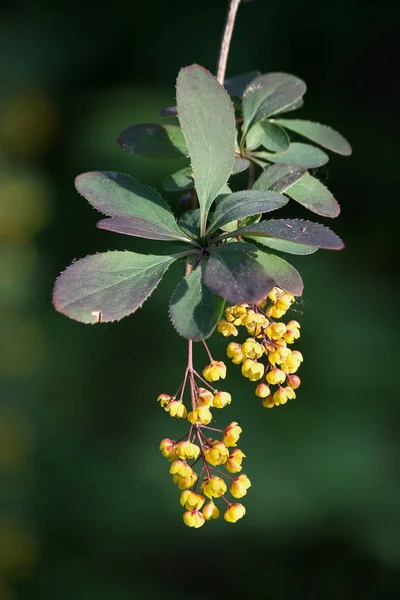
<box><xmin>216</xmin><ymin>0</ymin><xmax>242</xmax><ymax>85</ymax></box>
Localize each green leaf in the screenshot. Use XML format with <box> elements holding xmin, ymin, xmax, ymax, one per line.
<box><xmin>176</xmin><ymin>65</ymin><xmax>236</xmax><ymax>236</ymax></box>
<box><xmin>96</xmin><ymin>217</ymin><xmax>196</xmax><ymax>243</ymax></box>
<box><xmin>254</xmin><ymin>143</ymin><xmax>329</xmax><ymax>168</ymax></box>
<box><xmin>246</xmin><ymin>236</ymin><xmax>318</xmax><ymax>255</ymax></box>
<box><xmin>75</xmin><ymin>171</ymin><xmax>188</xmax><ymax>239</ymax></box>
<box><xmin>163</xmin><ymin>167</ymin><xmax>193</xmax><ymax>192</ymax></box>
<box><xmin>117</xmin><ymin>123</ymin><xmax>188</xmax><ymax>158</ymax></box>
<box><xmin>218</xmin><ymin>219</ymin><xmax>344</xmax><ymax>250</ymax></box>
<box><xmin>207</xmin><ymin>190</ymin><xmax>288</xmax><ymax>236</ymax></box>
<box><xmin>272</xmin><ymin>119</ymin><xmax>352</xmax><ymax>156</ymax></box>
<box><xmin>178</xmin><ymin>209</ymin><xmax>201</xmax><ymax>240</ymax></box>
<box><xmin>224</xmin><ymin>71</ymin><xmax>261</xmax><ymax>97</ymax></box>
<box><xmin>232</xmin><ymin>157</ymin><xmax>251</xmax><ymax>174</ymax></box>
<box><xmin>255</xmin><ymin>251</ymin><xmax>303</xmax><ymax>296</ymax></box>
<box><xmin>259</xmin><ymin>121</ymin><xmax>290</xmax><ymax>152</ymax></box>
<box><xmin>274</xmin><ymin>97</ymin><xmax>304</xmax><ymax>115</ymax></box>
<box><xmin>53</xmin><ymin>252</ymin><xmax>178</xmax><ymax>324</ymax></box>
<box><xmin>245</xmin><ymin>123</ymin><xmax>265</xmax><ymax>151</ymax></box>
<box><xmin>285</xmin><ymin>173</ymin><xmax>340</xmax><ymax>218</ymax></box>
<box><xmin>169</xmin><ymin>264</ymin><xmax>224</xmax><ymax>341</ymax></box>
<box><xmin>242</xmin><ymin>72</ymin><xmax>306</xmax><ymax>133</ymax></box>
<box><xmin>253</xmin><ymin>163</ymin><xmax>306</xmax><ymax>193</ymax></box>
<box><xmin>159</xmin><ymin>106</ymin><xmax>178</xmax><ymax>118</ymax></box>
<box><xmin>204</xmin><ymin>242</ymin><xmax>275</xmax><ymax>304</ymax></box>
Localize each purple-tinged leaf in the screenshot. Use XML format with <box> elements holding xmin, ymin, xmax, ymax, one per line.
<box><xmin>218</xmin><ymin>219</ymin><xmax>344</xmax><ymax>250</ymax></box>
<box><xmin>117</xmin><ymin>123</ymin><xmax>188</xmax><ymax>158</ymax></box>
<box><xmin>285</xmin><ymin>173</ymin><xmax>340</xmax><ymax>218</ymax></box>
<box><xmin>207</xmin><ymin>190</ymin><xmax>288</xmax><ymax>236</ymax></box>
<box><xmin>159</xmin><ymin>106</ymin><xmax>178</xmax><ymax>117</ymax></box>
<box><xmin>176</xmin><ymin>65</ymin><xmax>236</xmax><ymax>236</ymax></box>
<box><xmin>255</xmin><ymin>251</ymin><xmax>303</xmax><ymax>296</ymax></box>
<box><xmin>204</xmin><ymin>243</ymin><xmax>275</xmax><ymax>304</ymax></box>
<box><xmin>224</xmin><ymin>71</ymin><xmax>261</xmax><ymax>97</ymax></box>
<box><xmin>163</xmin><ymin>167</ymin><xmax>193</xmax><ymax>192</ymax></box>
<box><xmin>96</xmin><ymin>216</ymin><xmax>196</xmax><ymax>243</ymax></box>
<box><xmin>169</xmin><ymin>264</ymin><xmax>224</xmax><ymax>341</ymax></box>
<box><xmin>272</xmin><ymin>119</ymin><xmax>352</xmax><ymax>156</ymax></box>
<box><xmin>53</xmin><ymin>252</ymin><xmax>178</xmax><ymax>324</ymax></box>
<box><xmin>253</xmin><ymin>143</ymin><xmax>328</xmax><ymax>168</ymax></box>
<box><xmin>253</xmin><ymin>163</ymin><xmax>306</xmax><ymax>193</ymax></box>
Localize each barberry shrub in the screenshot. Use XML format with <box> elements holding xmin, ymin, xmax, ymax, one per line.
<box><xmin>52</xmin><ymin>10</ymin><xmax>351</xmax><ymax>527</ymax></box>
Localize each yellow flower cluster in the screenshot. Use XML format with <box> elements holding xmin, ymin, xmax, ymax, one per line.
<box><xmin>158</xmin><ymin>352</ymin><xmax>250</xmax><ymax>527</ymax></box>
<box><xmin>218</xmin><ymin>287</ymin><xmax>302</xmax><ymax>408</ymax></box>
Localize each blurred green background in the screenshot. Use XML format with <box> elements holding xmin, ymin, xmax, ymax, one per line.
<box><xmin>1</xmin><ymin>0</ymin><xmax>399</xmax><ymax>598</ymax></box>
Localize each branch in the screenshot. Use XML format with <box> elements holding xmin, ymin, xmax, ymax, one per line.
<box><xmin>216</xmin><ymin>0</ymin><xmax>241</xmax><ymax>85</ymax></box>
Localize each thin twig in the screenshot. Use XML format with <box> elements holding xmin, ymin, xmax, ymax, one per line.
<box><xmin>216</xmin><ymin>0</ymin><xmax>241</xmax><ymax>85</ymax></box>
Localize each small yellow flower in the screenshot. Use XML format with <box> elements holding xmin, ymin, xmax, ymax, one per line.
<box><xmin>187</xmin><ymin>406</ymin><xmax>212</xmax><ymax>425</ymax></box>
<box><xmin>203</xmin><ymin>501</ymin><xmax>220</xmax><ymax>520</ymax></box>
<box><xmin>175</xmin><ymin>440</ymin><xmax>200</xmax><ymax>461</ymax></box>
<box><xmin>157</xmin><ymin>393</ymin><xmax>172</xmax><ymax>407</ymax></box>
<box><xmin>280</xmin><ymin>355</ymin><xmax>301</xmax><ymax>374</ymax></box>
<box><xmin>159</xmin><ymin>438</ymin><xmax>178</xmax><ymax>461</ymax></box>
<box><xmin>217</xmin><ymin>319</ymin><xmax>238</xmax><ymax>337</ymax></box>
<box><xmin>226</xmin><ymin>448</ymin><xmax>246</xmax><ymax>473</ymax></box>
<box><xmin>283</xmin><ymin>320</ymin><xmax>301</xmax><ymax>344</ymax></box>
<box><xmin>268</xmin><ymin>345</ymin><xmax>292</xmax><ymax>366</ymax></box>
<box><xmin>287</xmin><ymin>374</ymin><xmax>301</xmax><ymax>389</ymax></box>
<box><xmin>204</xmin><ymin>441</ymin><xmax>229</xmax><ymax>466</ymax></box>
<box><xmin>172</xmin><ymin>471</ymin><xmax>197</xmax><ymax>490</ymax></box>
<box><xmin>230</xmin><ymin>474</ymin><xmax>251</xmax><ymax>499</ymax></box>
<box><xmin>292</xmin><ymin>350</ymin><xmax>303</xmax><ymax>362</ymax></box>
<box><xmin>223</xmin><ymin>421</ymin><xmax>242</xmax><ymax>447</ymax></box>
<box><xmin>266</xmin><ymin>368</ymin><xmax>286</xmax><ymax>385</ymax></box>
<box><xmin>283</xmin><ymin>386</ymin><xmax>296</xmax><ymax>400</ymax></box>
<box><xmin>225</xmin><ymin>304</ymin><xmax>248</xmax><ymax>325</ymax></box>
<box><xmin>255</xmin><ymin>383</ymin><xmax>271</xmax><ymax>398</ymax></box>
<box><xmin>226</xmin><ymin>342</ymin><xmax>244</xmax><ymax>364</ymax></box>
<box><xmin>213</xmin><ymin>391</ymin><xmax>231</xmax><ymax>409</ymax></box>
<box><xmin>224</xmin><ymin>503</ymin><xmax>246</xmax><ymax>523</ymax></box>
<box><xmin>201</xmin><ymin>476</ymin><xmax>227</xmax><ymax>499</ymax></box>
<box><xmin>169</xmin><ymin>460</ymin><xmax>191</xmax><ymax>478</ymax></box>
<box><xmin>262</xmin><ymin>395</ymin><xmax>275</xmax><ymax>408</ymax></box>
<box><xmin>203</xmin><ymin>361</ymin><xmax>227</xmax><ymax>382</ymax></box>
<box><xmin>197</xmin><ymin>387</ymin><xmax>214</xmax><ymax>406</ymax></box>
<box><xmin>266</xmin><ymin>322</ymin><xmax>287</xmax><ymax>340</ymax></box>
<box><xmin>183</xmin><ymin>509</ymin><xmax>205</xmax><ymax>528</ymax></box>
<box><xmin>167</xmin><ymin>400</ymin><xmax>187</xmax><ymax>419</ymax></box>
<box><xmin>241</xmin><ymin>359</ymin><xmax>265</xmax><ymax>381</ymax></box>
<box><xmin>180</xmin><ymin>490</ymin><xmax>205</xmax><ymax>510</ymax></box>
<box><xmin>242</xmin><ymin>311</ymin><xmax>267</xmax><ymax>337</ymax></box>
<box><xmin>241</xmin><ymin>338</ymin><xmax>264</xmax><ymax>359</ymax></box>
<box><xmin>272</xmin><ymin>388</ymin><xmax>289</xmax><ymax>405</ymax></box>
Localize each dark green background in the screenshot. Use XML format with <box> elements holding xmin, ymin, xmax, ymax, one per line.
<box><xmin>0</xmin><ymin>0</ymin><xmax>399</xmax><ymax>598</ymax></box>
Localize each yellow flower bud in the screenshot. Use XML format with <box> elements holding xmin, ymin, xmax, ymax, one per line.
<box><xmin>217</xmin><ymin>319</ymin><xmax>238</xmax><ymax>337</ymax></box>
<box><xmin>287</xmin><ymin>374</ymin><xmax>301</xmax><ymax>389</ymax></box>
<box><xmin>241</xmin><ymin>338</ymin><xmax>264</xmax><ymax>359</ymax></box>
<box><xmin>223</xmin><ymin>421</ymin><xmax>242</xmax><ymax>447</ymax></box>
<box><xmin>283</xmin><ymin>320</ymin><xmax>301</xmax><ymax>344</ymax></box>
<box><xmin>213</xmin><ymin>391</ymin><xmax>231</xmax><ymax>409</ymax></box>
<box><xmin>172</xmin><ymin>470</ymin><xmax>197</xmax><ymax>490</ymax></box>
<box><xmin>226</xmin><ymin>448</ymin><xmax>246</xmax><ymax>473</ymax></box>
<box><xmin>201</xmin><ymin>475</ymin><xmax>227</xmax><ymax>499</ymax></box>
<box><xmin>159</xmin><ymin>438</ymin><xmax>178</xmax><ymax>461</ymax></box>
<box><xmin>157</xmin><ymin>393</ymin><xmax>172</xmax><ymax>407</ymax></box>
<box><xmin>180</xmin><ymin>490</ymin><xmax>205</xmax><ymax>510</ymax></box>
<box><xmin>226</xmin><ymin>342</ymin><xmax>244</xmax><ymax>364</ymax></box>
<box><xmin>202</xmin><ymin>360</ymin><xmax>227</xmax><ymax>382</ymax></box>
<box><xmin>203</xmin><ymin>501</ymin><xmax>220</xmax><ymax>520</ymax></box>
<box><xmin>183</xmin><ymin>509</ymin><xmax>205</xmax><ymax>528</ymax></box>
<box><xmin>241</xmin><ymin>359</ymin><xmax>265</xmax><ymax>381</ymax></box>
<box><xmin>167</xmin><ymin>400</ymin><xmax>187</xmax><ymax>418</ymax></box>
<box><xmin>224</xmin><ymin>503</ymin><xmax>246</xmax><ymax>523</ymax></box>
<box><xmin>230</xmin><ymin>474</ymin><xmax>251</xmax><ymax>499</ymax></box>
<box><xmin>266</xmin><ymin>368</ymin><xmax>286</xmax><ymax>385</ymax></box>
<box><xmin>197</xmin><ymin>387</ymin><xmax>214</xmax><ymax>406</ymax></box>
<box><xmin>187</xmin><ymin>406</ymin><xmax>212</xmax><ymax>425</ymax></box>
<box><xmin>204</xmin><ymin>441</ymin><xmax>229</xmax><ymax>466</ymax></box>
<box><xmin>273</xmin><ymin>388</ymin><xmax>289</xmax><ymax>406</ymax></box>
<box><xmin>255</xmin><ymin>383</ymin><xmax>271</xmax><ymax>398</ymax></box>
<box><xmin>291</xmin><ymin>350</ymin><xmax>303</xmax><ymax>362</ymax></box>
<box><xmin>262</xmin><ymin>395</ymin><xmax>275</xmax><ymax>408</ymax></box>
<box><xmin>175</xmin><ymin>440</ymin><xmax>200</xmax><ymax>461</ymax></box>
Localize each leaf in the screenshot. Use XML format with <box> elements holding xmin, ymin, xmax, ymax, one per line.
<box><xmin>169</xmin><ymin>264</ymin><xmax>224</xmax><ymax>340</ymax></box>
<box><xmin>285</xmin><ymin>173</ymin><xmax>340</xmax><ymax>218</ymax></box>
<box><xmin>253</xmin><ymin>163</ymin><xmax>307</xmax><ymax>193</ymax></box>
<box><xmin>96</xmin><ymin>216</ymin><xmax>196</xmax><ymax>243</ymax></box>
<box><xmin>53</xmin><ymin>252</ymin><xmax>178</xmax><ymax>324</ymax></box>
<box><xmin>232</xmin><ymin>157</ymin><xmax>251</xmax><ymax>174</ymax></box>
<box><xmin>272</xmin><ymin>119</ymin><xmax>352</xmax><ymax>156</ymax></box>
<box><xmin>75</xmin><ymin>171</ymin><xmax>189</xmax><ymax>239</ymax></box>
<box><xmin>242</xmin><ymin>72</ymin><xmax>306</xmax><ymax>132</ymax></box>
<box><xmin>246</xmin><ymin>236</ymin><xmax>318</xmax><ymax>255</ymax></box>
<box><xmin>219</xmin><ymin>219</ymin><xmax>344</xmax><ymax>250</ymax></box>
<box><xmin>274</xmin><ymin>97</ymin><xmax>304</xmax><ymax>115</ymax></box>
<box><xmin>178</xmin><ymin>209</ymin><xmax>201</xmax><ymax>240</ymax></box>
<box><xmin>254</xmin><ymin>143</ymin><xmax>329</xmax><ymax>168</ymax></box>
<box><xmin>255</xmin><ymin>251</ymin><xmax>303</xmax><ymax>296</ymax></box>
<box><xmin>117</xmin><ymin>123</ymin><xmax>188</xmax><ymax>158</ymax></box>
<box><xmin>163</xmin><ymin>167</ymin><xmax>193</xmax><ymax>192</ymax></box>
<box><xmin>207</xmin><ymin>190</ymin><xmax>288</xmax><ymax>236</ymax></box>
<box><xmin>259</xmin><ymin>121</ymin><xmax>290</xmax><ymax>152</ymax></box>
<box><xmin>245</xmin><ymin>124</ymin><xmax>265</xmax><ymax>151</ymax></box>
<box><xmin>204</xmin><ymin>242</ymin><xmax>275</xmax><ymax>304</ymax></box>
<box><xmin>224</xmin><ymin>71</ymin><xmax>261</xmax><ymax>97</ymax></box>
<box><xmin>176</xmin><ymin>65</ymin><xmax>236</xmax><ymax>236</ymax></box>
